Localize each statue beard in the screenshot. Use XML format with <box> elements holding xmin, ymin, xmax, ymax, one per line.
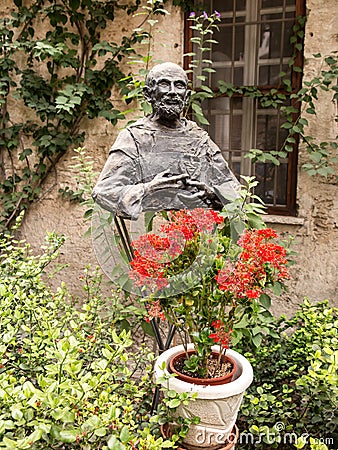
<box><xmin>154</xmin><ymin>96</ymin><xmax>185</xmax><ymax>121</ymax></box>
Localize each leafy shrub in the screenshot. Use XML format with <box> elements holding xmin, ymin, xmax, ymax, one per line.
<box><xmin>1</xmin><ymin>221</ymin><xmax>336</xmax><ymax>450</ymax></box>
<box><xmin>0</xmin><ymin>226</ymin><xmax>174</xmax><ymax>449</ymax></box>
<box><xmin>238</xmin><ymin>299</ymin><xmax>337</xmax><ymax>449</ymax></box>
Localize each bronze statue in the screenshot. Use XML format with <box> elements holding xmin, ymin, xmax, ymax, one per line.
<box><xmin>92</xmin><ymin>62</ymin><xmax>240</xmax><ymax>219</ymax></box>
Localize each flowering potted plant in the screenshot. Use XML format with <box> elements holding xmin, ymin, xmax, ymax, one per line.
<box><xmin>128</xmin><ymin>205</ymin><xmax>290</xmax><ymax>448</ymax></box>
<box><xmin>129</xmin><ymin>208</ymin><xmax>289</xmax><ymax>375</ymax></box>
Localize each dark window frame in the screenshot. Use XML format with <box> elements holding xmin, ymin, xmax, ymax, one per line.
<box><xmin>184</xmin><ymin>0</ymin><xmax>306</xmax><ymax>216</ymax></box>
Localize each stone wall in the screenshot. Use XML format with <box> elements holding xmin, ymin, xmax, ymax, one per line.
<box><xmin>3</xmin><ymin>1</ymin><xmax>336</xmax><ymax>311</ymax></box>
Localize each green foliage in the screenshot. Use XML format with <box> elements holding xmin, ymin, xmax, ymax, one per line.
<box><xmin>237</xmin><ymin>299</ymin><xmax>338</xmax><ymax>449</ymax></box>
<box><xmin>153</xmin><ymin>363</ymin><xmax>199</xmax><ymax>443</ymax></box>
<box><xmin>294</xmin><ymin>436</ymin><xmax>330</xmax><ymax>450</ymax></box>
<box><xmin>221</xmin><ymin>176</ymin><xmax>267</xmax><ymax>240</ymax></box>
<box><xmin>0</xmin><ymin>222</ymin><xmax>174</xmax><ymax>449</ymax></box>
<box><xmin>0</xmin><ymin>0</ymin><xmax>166</xmax><ymax>232</ymax></box>
<box><xmin>120</xmin><ymin>0</ymin><xmax>171</xmax><ymax>121</ymax></box>
<box><xmin>59</xmin><ymin>147</ymin><xmax>97</xmax><ymax>226</ymax></box>
<box><xmin>295</xmin><ymin>53</ymin><xmax>338</xmax><ymax>178</ymax></box>
<box><xmin>183</xmin><ymin>10</ymin><xmax>221</xmax><ymax>125</ymax></box>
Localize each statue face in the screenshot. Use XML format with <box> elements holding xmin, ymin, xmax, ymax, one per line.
<box><xmin>146</xmin><ymin>66</ymin><xmax>189</xmax><ymax>121</ymax></box>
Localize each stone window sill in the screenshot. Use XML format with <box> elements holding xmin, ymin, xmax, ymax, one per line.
<box><xmin>263</xmin><ymin>215</ymin><xmax>305</xmax><ymax>226</ymax></box>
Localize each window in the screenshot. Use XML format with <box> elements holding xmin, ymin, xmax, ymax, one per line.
<box><xmin>185</xmin><ymin>0</ymin><xmax>305</xmax><ymax>215</ymax></box>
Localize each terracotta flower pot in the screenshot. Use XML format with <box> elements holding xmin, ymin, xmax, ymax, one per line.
<box><xmin>169</xmin><ymin>350</ymin><xmax>237</xmax><ymax>386</ymax></box>
<box><xmin>161</xmin><ymin>423</ymin><xmax>239</xmax><ymax>450</ymax></box>
<box><xmin>154</xmin><ymin>344</ymin><xmax>253</xmax><ymax>449</ymax></box>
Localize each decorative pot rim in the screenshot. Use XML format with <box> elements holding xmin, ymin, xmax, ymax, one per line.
<box><xmin>155</xmin><ymin>344</ymin><xmax>253</xmax><ymax>399</ymax></box>
<box><xmin>169</xmin><ymin>350</ymin><xmax>237</xmax><ymax>386</ymax></box>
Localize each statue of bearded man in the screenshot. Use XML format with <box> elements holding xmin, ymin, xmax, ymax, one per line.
<box><xmin>92</xmin><ymin>62</ymin><xmax>240</xmax><ymax>219</ymax></box>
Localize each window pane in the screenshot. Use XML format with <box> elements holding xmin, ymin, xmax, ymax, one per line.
<box><xmin>284</xmin><ymin>14</ymin><xmax>297</xmax><ymax>53</ymax></box>
<box><xmin>256</xmin><ymin>109</ymin><xmax>288</xmax><ymax>150</ymax></box>
<box><xmin>254</xmin><ymin>161</ymin><xmax>288</xmax><ymax>205</ymax></box>
<box><xmin>261</xmin><ymin>0</ymin><xmax>283</xmax><ymax>8</ymax></box>
<box><xmin>254</xmin><ymin>102</ymin><xmax>290</xmax><ymax>206</ymax></box>
<box><xmin>211</xmin><ymin>18</ymin><xmax>245</xmax><ymax>86</ymax></box>
<box><xmin>259</xmin><ymin>14</ymin><xmax>283</xmax><ymax>59</ymax></box>
<box><xmin>262</xmin><ymin>0</ymin><xmax>294</xmax><ymax>7</ymax></box>
<box><xmin>213</xmin><ymin>0</ymin><xmax>246</xmax><ymax>12</ymax></box>
<box><xmin>203</xmin><ymin>97</ymin><xmax>243</xmax><ymax>177</ymax></box>
<box><xmin>258</xmin><ymin>7</ymin><xmax>296</xmax><ymax>86</ymax></box>
<box><xmin>259</xmin><ymin>65</ymin><xmax>283</xmax><ymax>85</ymax></box>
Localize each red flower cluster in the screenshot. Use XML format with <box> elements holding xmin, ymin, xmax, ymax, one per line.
<box><xmin>160</xmin><ymin>208</ymin><xmax>223</xmax><ymax>239</ymax></box>
<box><xmin>129</xmin><ymin>209</ymin><xmax>224</xmax><ymax>319</ymax></box>
<box><xmin>129</xmin><ymin>251</ymin><xmax>168</xmax><ymax>292</ymax></box>
<box><xmin>145</xmin><ymin>300</ymin><xmax>165</xmax><ymax>322</ymax></box>
<box><xmin>216</xmin><ymin>228</ymin><xmax>289</xmax><ymax>300</ymax></box>
<box><xmin>209</xmin><ymin>320</ymin><xmax>233</xmax><ymax>350</ymax></box>
<box><xmin>132</xmin><ymin>231</ymin><xmax>185</xmax><ymax>264</ymax></box>
<box><xmin>129</xmin><ymin>209</ymin><xmax>224</xmax><ymax>292</ymax></box>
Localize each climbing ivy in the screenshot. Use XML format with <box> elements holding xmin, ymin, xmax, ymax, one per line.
<box><xmin>0</xmin><ymin>0</ymin><xmax>168</xmax><ymax>231</ymax></box>
<box><xmin>292</xmin><ymin>52</ymin><xmax>338</xmax><ymax>177</ymax></box>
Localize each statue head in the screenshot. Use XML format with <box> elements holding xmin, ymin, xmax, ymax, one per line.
<box><xmin>143</xmin><ymin>62</ymin><xmax>190</xmax><ymax>122</ymax></box>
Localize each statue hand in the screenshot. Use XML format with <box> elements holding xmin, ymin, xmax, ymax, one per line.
<box><xmin>182</xmin><ymin>180</ymin><xmax>223</xmax><ymax>209</ymax></box>
<box><xmin>145</xmin><ymin>170</ymin><xmax>188</xmax><ymax>194</ymax></box>
<box><xmin>184</xmin><ymin>180</ymin><xmax>214</xmax><ymax>196</ymax></box>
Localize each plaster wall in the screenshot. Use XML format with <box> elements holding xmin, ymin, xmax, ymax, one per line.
<box><xmin>2</xmin><ymin>1</ymin><xmax>337</xmax><ymax>312</ymax></box>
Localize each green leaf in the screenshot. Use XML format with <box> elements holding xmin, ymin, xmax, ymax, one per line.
<box><xmin>233</xmin><ymin>315</ymin><xmax>249</xmax><ymax>329</ymax></box>
<box><xmin>252</xmin><ymin>326</ymin><xmax>261</xmax><ymax>336</ymax></box>
<box><xmin>310</xmin><ymin>152</ymin><xmax>322</xmax><ymax>163</ymax></box>
<box><xmin>271</xmin><ymin>282</ymin><xmax>282</xmax><ymax>296</ymax></box>
<box><xmin>167</xmin><ymin>390</ymin><xmax>178</xmax><ymax>398</ymax></box>
<box><xmin>26</xmin><ymin>428</ymin><xmax>43</xmax><ymax>444</ymax></box>
<box><xmin>11</xmin><ymin>407</ymin><xmax>23</xmax><ymax>421</ymax></box>
<box><xmin>298</xmin><ymin>117</ymin><xmax>308</xmax><ymax>126</ymax></box>
<box><xmin>107</xmin><ymin>436</ymin><xmax>126</xmax><ymax>450</ymax></box>
<box><xmin>294</xmin><ymin>437</ymin><xmax>306</xmax><ymax>449</ymax></box>
<box><xmin>230</xmin><ymin>218</ymin><xmax>246</xmax><ymax>242</ymax></box>
<box><xmin>119</xmin><ymin>425</ymin><xmax>130</xmax><ymax>443</ymax></box>
<box><xmin>144</xmin><ymin>211</ymin><xmax>156</xmax><ymax>232</ymax></box>
<box><xmin>252</xmin><ymin>333</ymin><xmax>262</xmax><ymax>347</ymax></box>
<box><xmin>259</xmin><ymin>294</ymin><xmax>271</xmax><ymax>310</ymax></box>
<box><xmin>2</xmin><ymin>437</ymin><xmax>17</xmax><ymax>450</ymax></box>
<box><xmin>167</xmin><ymin>398</ymin><xmax>181</xmax><ymax>408</ymax></box>
<box><xmin>59</xmin><ymin>429</ymin><xmax>78</xmax><ymax>443</ymax></box>
<box><xmin>69</xmin><ymin>0</ymin><xmax>80</xmax><ymax>9</ymax></box>
<box><xmin>141</xmin><ymin>320</ymin><xmax>155</xmax><ymax>337</ymax></box>
<box><xmin>117</xmin><ymin>319</ymin><xmax>131</xmax><ymax>331</ymax></box>
<box><xmin>94</xmin><ymin>427</ymin><xmax>107</xmax><ymax>437</ymax></box>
